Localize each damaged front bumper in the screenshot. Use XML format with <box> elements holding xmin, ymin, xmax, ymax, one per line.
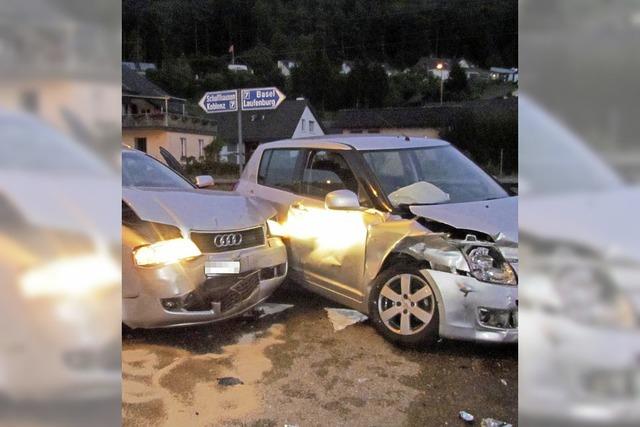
<box><xmin>123</xmin><ymin>237</ymin><xmax>287</xmax><ymax>328</ymax></box>
<box><xmin>420</xmin><ymin>269</ymin><xmax>518</xmax><ymax>343</ymax></box>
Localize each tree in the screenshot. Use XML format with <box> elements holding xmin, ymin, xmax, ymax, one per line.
<box><xmin>291</xmin><ymin>49</ymin><xmax>339</xmax><ymax>112</ymax></box>
<box><xmin>365</xmin><ymin>63</ymin><xmax>389</xmax><ymax>108</ymax></box>
<box><xmin>345</xmin><ymin>62</ymin><xmax>389</xmax><ymax>108</ymax></box>
<box><xmin>445</xmin><ymin>63</ymin><xmax>470</xmax><ymax>100</ymax></box>
<box><xmin>241</xmin><ymin>44</ymin><xmax>285</xmax><ymax>88</ymax></box>
<box><xmin>147</xmin><ymin>54</ymin><xmax>195</xmax><ymax>98</ymax></box>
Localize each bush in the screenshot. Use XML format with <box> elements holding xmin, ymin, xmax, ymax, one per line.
<box><xmin>441</xmin><ymin>100</ymin><xmax>517</xmax><ymax>176</ymax></box>
<box><xmin>184</xmin><ymin>157</ymin><xmax>240</xmax><ymax>179</ymax></box>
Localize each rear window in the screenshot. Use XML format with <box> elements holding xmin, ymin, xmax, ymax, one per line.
<box><xmin>258</xmin><ymin>149</ymin><xmax>302</xmax><ymax>192</ymax></box>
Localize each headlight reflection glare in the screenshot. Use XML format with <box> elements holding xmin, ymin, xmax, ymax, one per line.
<box><xmin>133</xmin><ymin>238</ymin><xmax>201</xmax><ymax>267</ymax></box>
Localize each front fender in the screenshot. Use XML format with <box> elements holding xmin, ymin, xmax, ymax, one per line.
<box><xmin>362</xmin><ymin>218</ymin><xmax>469</xmax><ymax>312</ymax></box>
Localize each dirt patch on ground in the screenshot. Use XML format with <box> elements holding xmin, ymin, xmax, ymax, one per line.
<box><xmin>122</xmin><ymin>284</ymin><xmax>517</xmax><ymax>426</ymax></box>
<box><xmin>122</xmin><ymin>324</ymin><xmax>286</xmax><ymax>426</ymax></box>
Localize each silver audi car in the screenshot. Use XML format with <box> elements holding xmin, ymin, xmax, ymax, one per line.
<box><xmin>122</xmin><ymin>147</ymin><xmax>287</xmax><ymax>328</ymax></box>
<box><xmin>237</xmin><ymin>136</ymin><xmax>517</xmax><ymax>346</ymax></box>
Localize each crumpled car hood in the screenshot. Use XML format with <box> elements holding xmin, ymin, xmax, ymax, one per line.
<box><xmin>409</xmin><ymin>196</ymin><xmax>518</xmax><ymax>243</ymax></box>
<box><xmin>520</xmin><ymin>187</ymin><xmax>640</xmax><ymax>262</ymax></box>
<box><xmin>123</xmin><ymin>187</ymin><xmax>275</xmax><ymax>232</ymax></box>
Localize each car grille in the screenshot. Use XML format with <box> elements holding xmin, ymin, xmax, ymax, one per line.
<box><xmin>220</xmin><ymin>271</ymin><xmax>260</xmax><ymax>312</ymax></box>
<box><xmin>190</xmin><ymin>226</ymin><xmax>265</xmax><ymax>253</ymax></box>
<box><xmin>164</xmin><ymin>270</ymin><xmax>260</xmax><ymax>313</ymax></box>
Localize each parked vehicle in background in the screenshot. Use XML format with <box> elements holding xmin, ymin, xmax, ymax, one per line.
<box><xmin>122</xmin><ymin>147</ymin><xmax>287</xmax><ymax>328</ymax></box>
<box><xmin>237</xmin><ymin>136</ymin><xmax>517</xmax><ymax>346</ymax></box>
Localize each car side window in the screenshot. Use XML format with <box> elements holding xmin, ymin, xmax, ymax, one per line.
<box><xmin>300</xmin><ymin>150</ymin><xmax>371</xmax><ymax>207</ymax></box>
<box><xmin>258</xmin><ymin>149</ymin><xmax>302</xmax><ymax>192</ymax></box>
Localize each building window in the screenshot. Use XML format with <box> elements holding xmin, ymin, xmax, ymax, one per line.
<box><xmin>309</xmin><ymin>120</ymin><xmax>315</xmax><ymax>132</ymax></box>
<box><xmin>350</xmin><ymin>129</ymin><xmax>363</xmax><ymax>134</ymax></box>
<box><xmin>301</xmin><ymin>119</ymin><xmax>306</xmax><ymax>132</ymax></box>
<box><xmin>180</xmin><ymin>137</ymin><xmax>187</xmax><ymax>160</ymax></box>
<box><xmin>198</xmin><ymin>139</ymin><xmax>204</xmax><ymax>158</ymax></box>
<box><xmin>368</xmin><ymin>129</ymin><xmax>380</xmax><ymax>134</ymax></box>
<box><xmin>134</xmin><ymin>137</ymin><xmax>147</xmax><ymax>152</ymax></box>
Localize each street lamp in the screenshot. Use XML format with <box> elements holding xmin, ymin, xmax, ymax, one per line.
<box><xmin>436</xmin><ymin>63</ymin><xmax>444</xmax><ymax>104</ymax></box>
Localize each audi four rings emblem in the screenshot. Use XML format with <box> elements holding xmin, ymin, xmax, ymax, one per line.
<box><xmin>214</xmin><ymin>233</ymin><xmax>243</xmax><ymax>247</ymax></box>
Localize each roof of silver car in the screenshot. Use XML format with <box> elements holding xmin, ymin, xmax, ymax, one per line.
<box><xmin>259</xmin><ymin>135</ymin><xmax>450</xmax><ymax>151</ymax></box>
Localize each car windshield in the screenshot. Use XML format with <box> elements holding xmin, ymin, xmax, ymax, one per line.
<box><xmin>362</xmin><ymin>146</ymin><xmax>509</xmax><ymax>206</ymax></box>
<box><xmin>122</xmin><ymin>151</ymin><xmax>194</xmax><ymax>189</ymax></box>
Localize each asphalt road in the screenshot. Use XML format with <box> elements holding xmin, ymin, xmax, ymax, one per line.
<box><xmin>122</xmin><ymin>280</ymin><xmax>518</xmax><ymax>427</ymax></box>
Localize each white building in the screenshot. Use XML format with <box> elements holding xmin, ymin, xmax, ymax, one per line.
<box><xmin>216</xmin><ymin>98</ymin><xmax>325</xmax><ymax>164</ymax></box>
<box><xmin>490</xmin><ymin>67</ymin><xmax>519</xmax><ymax>82</ymax></box>
<box><xmin>340</xmin><ymin>61</ymin><xmax>354</xmax><ymax>75</ymax></box>
<box><xmin>277</xmin><ymin>59</ymin><xmax>298</xmax><ymax>77</ymax></box>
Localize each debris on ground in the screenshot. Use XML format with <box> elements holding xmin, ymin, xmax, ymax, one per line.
<box><xmin>500</xmin><ymin>378</ymin><xmax>507</xmax><ymax>386</ymax></box>
<box><xmin>481</xmin><ymin>418</ymin><xmax>512</xmax><ymax>427</ymax></box>
<box><xmin>258</xmin><ymin>303</ymin><xmax>295</xmax><ymax>318</ymax></box>
<box><xmin>325</xmin><ymin>308</ymin><xmax>368</xmax><ymax>331</ymax></box>
<box><xmin>217</xmin><ymin>377</ymin><xmax>243</xmax><ymax>386</ymax></box>
<box><xmin>459</xmin><ymin>410</ymin><xmax>474</xmax><ymax>423</ymax></box>
<box><xmin>242</xmin><ymin>307</ymin><xmax>264</xmax><ymax>320</ymax></box>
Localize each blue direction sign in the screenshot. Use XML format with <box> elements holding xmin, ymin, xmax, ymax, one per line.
<box><xmin>198</xmin><ymin>90</ymin><xmax>238</xmax><ymax>113</ymax></box>
<box><xmin>241</xmin><ymin>87</ymin><xmax>286</xmax><ymax>111</ymax></box>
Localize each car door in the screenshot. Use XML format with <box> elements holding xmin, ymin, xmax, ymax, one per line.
<box><xmin>285</xmin><ymin>149</ymin><xmax>382</xmax><ymax>304</ymax></box>
<box><xmin>244</xmin><ymin>148</ymin><xmax>308</xmax><ymax>268</ymax></box>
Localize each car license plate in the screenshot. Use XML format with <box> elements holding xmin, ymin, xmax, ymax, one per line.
<box><xmin>205</xmin><ymin>261</ymin><xmax>240</xmax><ymax>275</ymax></box>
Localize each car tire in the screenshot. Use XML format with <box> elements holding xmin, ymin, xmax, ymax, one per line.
<box><xmin>369</xmin><ymin>266</ymin><xmax>439</xmax><ymax>347</ymax></box>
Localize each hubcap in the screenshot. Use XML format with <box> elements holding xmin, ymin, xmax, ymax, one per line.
<box><xmin>378</xmin><ymin>273</ymin><xmax>435</xmax><ymax>336</ymax></box>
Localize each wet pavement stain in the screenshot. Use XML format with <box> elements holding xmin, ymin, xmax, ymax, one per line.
<box><xmin>122</xmin><ymin>324</ymin><xmax>286</xmax><ymax>426</ymax></box>
<box><xmin>122</xmin><ymin>281</ymin><xmax>517</xmax><ymax>426</ymax></box>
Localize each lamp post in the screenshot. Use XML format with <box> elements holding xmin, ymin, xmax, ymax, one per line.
<box><xmin>436</xmin><ymin>63</ymin><xmax>444</xmax><ymax>104</ymax></box>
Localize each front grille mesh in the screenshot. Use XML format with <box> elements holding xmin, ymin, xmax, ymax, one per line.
<box><xmin>191</xmin><ymin>226</ymin><xmax>265</xmax><ymax>253</ymax></box>
<box><xmin>221</xmin><ymin>271</ymin><xmax>260</xmax><ymax>312</ymax></box>
<box><xmin>170</xmin><ymin>270</ymin><xmax>260</xmax><ymax>312</ymax></box>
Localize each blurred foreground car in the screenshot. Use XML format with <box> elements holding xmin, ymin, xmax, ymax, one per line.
<box><xmin>237</xmin><ymin>136</ymin><xmax>517</xmax><ymax>346</ymax></box>
<box><xmin>519</xmin><ymin>96</ymin><xmax>640</xmax><ymax>425</ymax></box>
<box><xmin>122</xmin><ymin>147</ymin><xmax>287</xmax><ymax>328</ymax></box>
<box><xmin>0</xmin><ymin>111</ymin><xmax>120</xmax><ymax>400</ymax></box>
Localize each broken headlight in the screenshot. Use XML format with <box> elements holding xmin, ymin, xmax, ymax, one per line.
<box><xmin>266</xmin><ymin>215</ymin><xmax>286</xmax><ymax>238</ymax></box>
<box><xmin>464</xmin><ymin>246</ymin><xmax>517</xmax><ymax>285</ymax></box>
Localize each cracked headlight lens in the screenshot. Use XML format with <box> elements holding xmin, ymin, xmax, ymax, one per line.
<box><xmin>465</xmin><ymin>246</ymin><xmax>517</xmax><ymax>285</ymax></box>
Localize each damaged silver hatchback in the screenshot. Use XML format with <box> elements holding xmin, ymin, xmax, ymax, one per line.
<box><xmin>237</xmin><ymin>136</ymin><xmax>517</xmax><ymax>345</ymax></box>
<box><xmin>122</xmin><ymin>147</ymin><xmax>287</xmax><ymax>328</ymax></box>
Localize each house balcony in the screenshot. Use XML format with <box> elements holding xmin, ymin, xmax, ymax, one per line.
<box><xmin>122</xmin><ymin>113</ymin><xmax>217</xmax><ymax>135</ymax></box>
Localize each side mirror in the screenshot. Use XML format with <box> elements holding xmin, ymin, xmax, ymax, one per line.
<box><xmin>325</xmin><ymin>189</ymin><xmax>360</xmax><ymax>210</ymax></box>
<box><xmin>195</xmin><ymin>175</ymin><xmax>215</xmax><ymax>188</ymax></box>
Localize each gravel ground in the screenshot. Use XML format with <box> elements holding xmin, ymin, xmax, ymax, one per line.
<box><xmin>122</xmin><ymin>280</ymin><xmax>518</xmax><ymax>426</ymax></box>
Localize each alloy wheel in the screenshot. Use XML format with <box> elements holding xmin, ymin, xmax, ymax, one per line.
<box><xmin>377</xmin><ymin>273</ymin><xmax>435</xmax><ymax>335</ymax></box>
